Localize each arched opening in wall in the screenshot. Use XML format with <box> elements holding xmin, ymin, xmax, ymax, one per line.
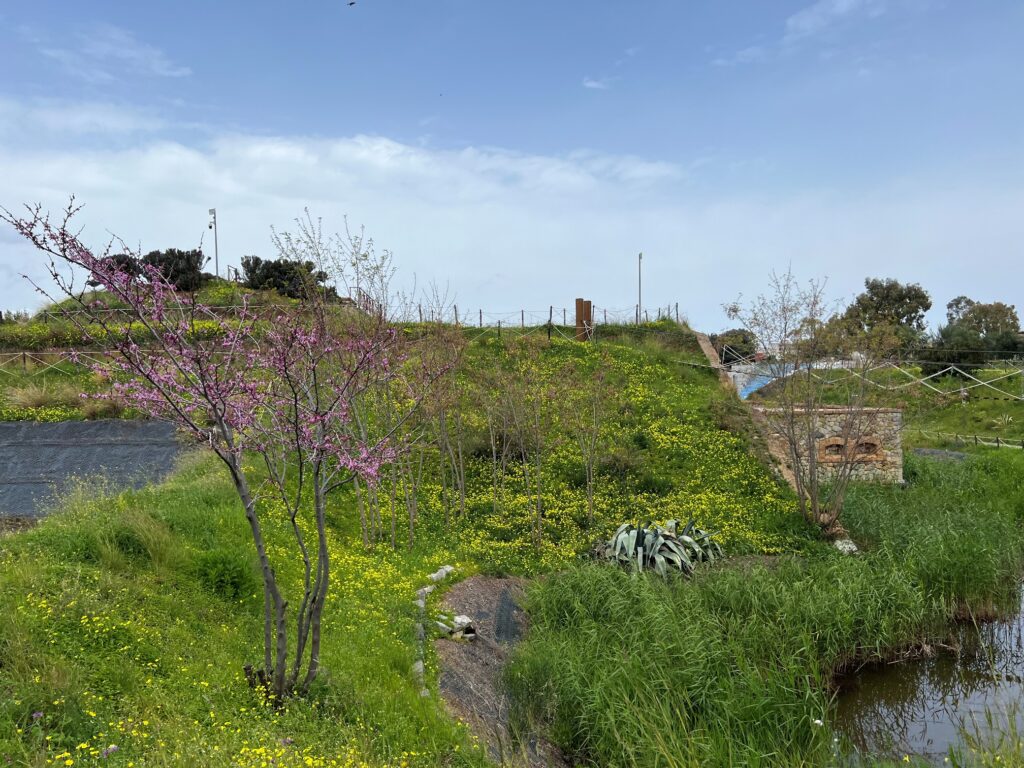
<box><xmin>817</xmin><ymin>437</ymin><xmax>847</xmax><ymax>463</ymax></box>
<box><xmin>855</xmin><ymin>439</ymin><xmax>880</xmax><ymax>457</ymax></box>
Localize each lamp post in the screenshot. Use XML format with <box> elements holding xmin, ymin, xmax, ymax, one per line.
<box><xmin>208</xmin><ymin>208</ymin><xmax>219</xmax><ymax>278</ymax></box>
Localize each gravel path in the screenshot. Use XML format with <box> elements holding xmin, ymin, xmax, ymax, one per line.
<box><xmin>435</xmin><ymin>575</ymin><xmax>567</xmax><ymax>768</ymax></box>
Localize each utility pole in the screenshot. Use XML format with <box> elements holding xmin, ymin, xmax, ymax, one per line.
<box><xmin>637</xmin><ymin>252</ymin><xmax>643</xmax><ymax>324</ymax></box>
<box><xmin>208</xmin><ymin>208</ymin><xmax>219</xmax><ymax>278</ymax></box>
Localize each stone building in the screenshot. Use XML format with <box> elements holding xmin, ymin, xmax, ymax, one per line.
<box><xmin>754</xmin><ymin>407</ymin><xmax>904</xmax><ymax>485</ymax></box>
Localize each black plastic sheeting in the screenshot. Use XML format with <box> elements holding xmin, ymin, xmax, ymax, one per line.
<box><xmin>0</xmin><ymin>420</ymin><xmax>181</xmax><ymax>518</ymax></box>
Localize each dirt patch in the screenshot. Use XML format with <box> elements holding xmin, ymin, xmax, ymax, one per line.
<box><xmin>434</xmin><ymin>575</ymin><xmax>568</xmax><ymax>768</ymax></box>
<box><xmin>0</xmin><ymin>515</ymin><xmax>36</xmax><ymax>537</ymax></box>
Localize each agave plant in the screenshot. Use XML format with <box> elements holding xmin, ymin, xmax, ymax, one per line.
<box><xmin>596</xmin><ymin>519</ymin><xmax>723</xmax><ymax>578</ymax></box>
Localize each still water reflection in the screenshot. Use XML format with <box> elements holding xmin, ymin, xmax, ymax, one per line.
<box><xmin>834</xmin><ymin>587</ymin><xmax>1024</xmax><ymax>764</ymax></box>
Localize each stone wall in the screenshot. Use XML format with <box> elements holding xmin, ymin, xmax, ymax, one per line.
<box><xmin>754</xmin><ymin>407</ymin><xmax>904</xmax><ymax>485</ymax></box>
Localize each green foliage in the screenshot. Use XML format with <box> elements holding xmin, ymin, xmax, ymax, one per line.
<box><xmin>842</xmin><ymin>277</ymin><xmax>932</xmax><ymax>346</ymax></box>
<box><xmin>142</xmin><ymin>248</ymin><xmax>208</xmax><ymax>291</ymax></box>
<box><xmin>0</xmin><ymin>317</ymin><xmax>237</xmax><ymax>350</ymax></box>
<box><xmin>709</xmin><ymin>327</ymin><xmax>756</xmax><ymax>363</ymax></box>
<box><xmin>241</xmin><ymin>255</ymin><xmax>334</xmax><ymax>300</ymax></box>
<box><xmin>192</xmin><ymin>548</ymin><xmax>258</xmax><ymax>600</ymax></box>
<box><xmin>597</xmin><ymin>519</ymin><xmax>723</xmax><ymax>577</ymax></box>
<box><xmin>507</xmin><ymin>452</ymin><xmax>1024</xmax><ymax>767</ymax></box>
<box><xmin>0</xmin><ymin>455</ymin><xmax>488</xmax><ymax>767</ymax></box>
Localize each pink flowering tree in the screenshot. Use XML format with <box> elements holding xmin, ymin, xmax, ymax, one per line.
<box><xmin>2</xmin><ymin>200</ymin><xmax>443</xmax><ymax>699</ymax></box>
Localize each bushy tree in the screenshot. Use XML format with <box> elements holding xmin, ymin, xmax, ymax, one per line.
<box><xmin>842</xmin><ymin>277</ymin><xmax>931</xmax><ymax>347</ymax></box>
<box><xmin>957</xmin><ymin>301</ymin><xmax>1020</xmax><ymax>337</ymax></box>
<box><xmin>241</xmin><ymin>255</ymin><xmax>333</xmax><ymax>300</ymax></box>
<box><xmin>86</xmin><ymin>252</ymin><xmax>142</xmax><ymax>287</ymax></box>
<box><xmin>923</xmin><ymin>298</ymin><xmax>1022</xmax><ymax>375</ymax></box>
<box><xmin>142</xmin><ymin>248</ymin><xmax>207</xmax><ymax>292</ymax></box>
<box><xmin>710</xmin><ymin>328</ymin><xmax>757</xmax><ymax>364</ymax></box>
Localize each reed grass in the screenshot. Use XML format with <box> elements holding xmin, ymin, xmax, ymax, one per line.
<box><xmin>506</xmin><ymin>452</ymin><xmax>1024</xmax><ymax>767</ymax></box>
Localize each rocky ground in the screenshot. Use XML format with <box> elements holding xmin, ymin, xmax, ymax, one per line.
<box><xmin>434</xmin><ymin>575</ymin><xmax>568</xmax><ymax>768</ymax></box>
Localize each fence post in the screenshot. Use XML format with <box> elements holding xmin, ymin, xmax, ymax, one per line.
<box><xmin>497</xmin><ymin>320</ymin><xmax>501</xmax><ymax>338</ymax></box>
<box><xmin>575</xmin><ymin>298</ymin><xmax>585</xmax><ymax>341</ymax></box>
<box><xmin>975</xmin><ymin>435</ymin><xmax>979</xmax><ymax>446</ymax></box>
<box><xmin>479</xmin><ymin>309</ymin><xmax>483</xmax><ymax>328</ymax></box>
<box><xmin>521</xmin><ymin>309</ymin><xmax>525</xmax><ymax>329</ymax></box>
<box><xmin>675</xmin><ymin>302</ymin><xmax>679</xmax><ymax>323</ymax></box>
<box><xmin>418</xmin><ymin>304</ymin><xmax>423</xmax><ymax>323</ymax></box>
<box><xmin>454</xmin><ymin>304</ymin><xmax>459</xmax><ymax>327</ymax></box>
<box><xmin>996</xmin><ymin>437</ymin><xmax>1001</xmax><ymax>448</ymax></box>
<box><xmin>547</xmin><ymin>306</ymin><xmax>553</xmax><ymax>341</ymax></box>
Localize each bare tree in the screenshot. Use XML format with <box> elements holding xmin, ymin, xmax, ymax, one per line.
<box><xmin>726</xmin><ymin>269</ymin><xmax>898</xmax><ymax>535</ymax></box>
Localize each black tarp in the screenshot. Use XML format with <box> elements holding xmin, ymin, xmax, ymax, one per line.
<box><xmin>0</xmin><ymin>420</ymin><xmax>181</xmax><ymax>518</ymax></box>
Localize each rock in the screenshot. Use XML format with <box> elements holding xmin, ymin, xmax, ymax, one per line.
<box><xmin>411</xmin><ymin>660</ymin><xmax>424</xmax><ymax>678</ymax></box>
<box><xmin>834</xmin><ymin>538</ymin><xmax>859</xmax><ymax>555</ymax></box>
<box><xmin>452</xmin><ymin>615</ymin><xmax>473</xmax><ymax>633</ymax></box>
<box><xmin>419</xmin><ymin>687</ymin><xmax>431</xmax><ymax>698</ymax></box>
<box><xmin>436</xmin><ymin>621</ymin><xmax>453</xmax><ymax>634</ymax></box>
<box><xmin>413</xmin><ymin>598</ymin><xmax>426</xmax><ymax>610</ymax></box>
<box><xmin>428</xmin><ymin>565</ymin><xmax>456</xmax><ymax>583</ymax></box>
<box><xmin>414</xmin><ymin>623</ymin><xmax>425</xmax><ymax>641</ymax></box>
<box><xmin>416</xmin><ymin>585</ymin><xmax>436</xmax><ymax>599</ymax></box>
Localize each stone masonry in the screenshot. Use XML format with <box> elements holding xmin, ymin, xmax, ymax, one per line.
<box><xmin>753</xmin><ymin>407</ymin><xmax>904</xmax><ymax>484</ymax></box>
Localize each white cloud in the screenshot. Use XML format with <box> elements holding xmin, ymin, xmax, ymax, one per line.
<box><xmin>784</xmin><ymin>0</ymin><xmax>887</xmax><ymax>43</ymax></box>
<box><xmin>0</xmin><ymin>97</ymin><xmax>166</xmax><ymax>137</ymax></box>
<box><xmin>712</xmin><ymin>45</ymin><xmax>767</xmax><ymax>67</ymax></box>
<box><xmin>28</xmin><ymin>23</ymin><xmax>191</xmax><ymax>82</ymax></box>
<box><xmin>714</xmin><ymin>0</ymin><xmax>893</xmax><ymax>66</ymax></box>
<box><xmin>0</xmin><ymin>100</ymin><xmax>1020</xmax><ymax>332</ymax></box>
<box><xmin>582</xmin><ymin>76</ymin><xmax>611</xmax><ymax>90</ymax></box>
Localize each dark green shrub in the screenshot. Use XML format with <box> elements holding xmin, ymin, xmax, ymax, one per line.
<box><xmin>192</xmin><ymin>548</ymin><xmax>257</xmax><ymax>600</ymax></box>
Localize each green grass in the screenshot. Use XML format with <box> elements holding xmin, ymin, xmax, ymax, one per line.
<box><xmin>0</xmin><ymin>456</ymin><xmax>488</xmax><ymax>768</ymax></box>
<box><xmin>505</xmin><ymin>452</ymin><xmax>1024</xmax><ymax>767</ymax></box>
<box><xmin>0</xmin><ymin>321</ymin><xmax>807</xmax><ymax>766</ymax></box>
<box><xmin>3</xmin><ymin>322</ymin><xmax>1022</xmax><ymax>766</ymax></box>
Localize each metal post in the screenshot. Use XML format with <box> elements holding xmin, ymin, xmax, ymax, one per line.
<box><xmin>479</xmin><ymin>309</ymin><xmax>483</xmax><ymax>327</ymax></box>
<box><xmin>637</xmin><ymin>251</ymin><xmax>643</xmax><ymax>324</ymax></box>
<box><xmin>208</xmin><ymin>208</ymin><xmax>219</xmax><ymax>278</ymax></box>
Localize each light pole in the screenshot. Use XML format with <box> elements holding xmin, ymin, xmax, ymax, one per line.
<box><xmin>208</xmin><ymin>208</ymin><xmax>219</xmax><ymax>278</ymax></box>
<box><xmin>637</xmin><ymin>251</ymin><xmax>643</xmax><ymax>324</ymax></box>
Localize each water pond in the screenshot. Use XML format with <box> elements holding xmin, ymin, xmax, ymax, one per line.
<box><xmin>834</xmin><ymin>585</ymin><xmax>1024</xmax><ymax>764</ymax></box>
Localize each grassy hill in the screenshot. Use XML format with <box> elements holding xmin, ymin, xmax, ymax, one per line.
<box><xmin>1</xmin><ymin>323</ymin><xmax>1022</xmax><ymax>767</ymax></box>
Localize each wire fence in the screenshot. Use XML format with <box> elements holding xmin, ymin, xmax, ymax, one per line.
<box><xmin>912</xmin><ymin>429</ymin><xmax>1024</xmax><ymax>450</ymax></box>
<box><xmin>414</xmin><ymin>303</ymin><xmax>684</xmax><ymax>329</ymax></box>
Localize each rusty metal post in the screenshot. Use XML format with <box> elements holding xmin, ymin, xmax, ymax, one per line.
<box><xmin>575</xmin><ymin>298</ymin><xmax>586</xmax><ymax>341</ymax></box>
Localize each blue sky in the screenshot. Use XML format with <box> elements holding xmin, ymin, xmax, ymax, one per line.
<box><xmin>1</xmin><ymin>1</ymin><xmax>1022</xmax><ymax>330</ymax></box>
